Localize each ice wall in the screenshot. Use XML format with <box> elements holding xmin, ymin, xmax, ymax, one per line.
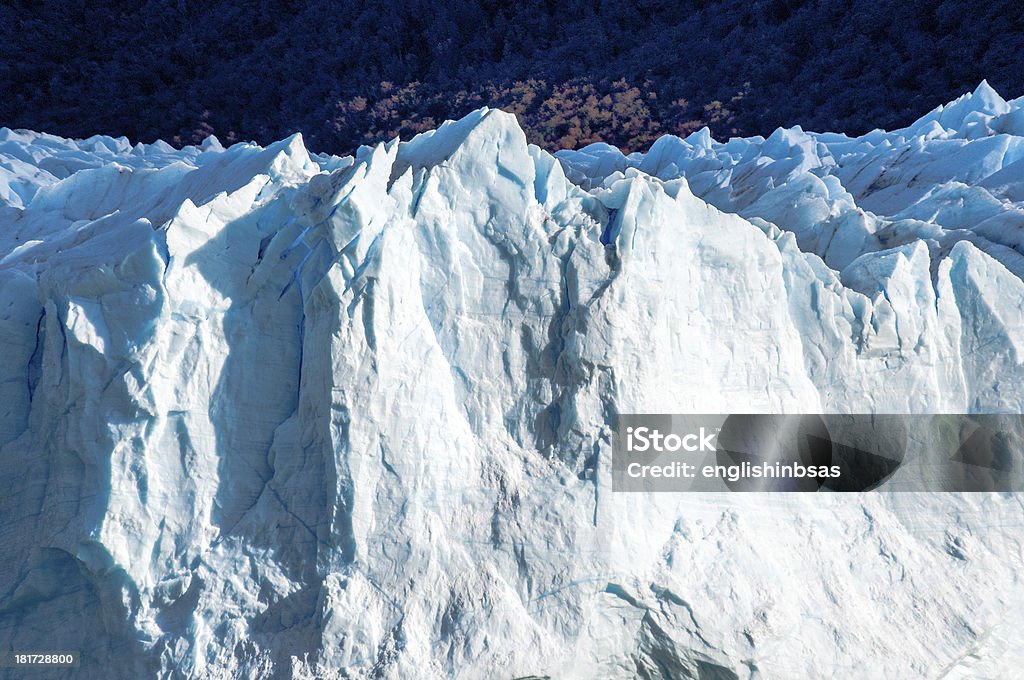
<box><xmin>2</xmin><ymin>87</ymin><xmax>1024</xmax><ymax>678</ymax></box>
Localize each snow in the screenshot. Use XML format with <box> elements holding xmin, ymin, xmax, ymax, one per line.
<box><xmin>560</xmin><ymin>81</ymin><xmax>1024</xmax><ymax>274</ymax></box>
<box><xmin>2</xmin><ymin>87</ymin><xmax>1024</xmax><ymax>678</ymax></box>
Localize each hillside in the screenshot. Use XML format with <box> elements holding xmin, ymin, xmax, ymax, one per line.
<box><xmin>2</xmin><ymin>0</ymin><xmax>1021</xmax><ymax>152</ymax></box>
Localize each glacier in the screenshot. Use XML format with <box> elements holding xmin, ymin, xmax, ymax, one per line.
<box><xmin>2</xmin><ymin>83</ymin><xmax>1024</xmax><ymax>678</ymax></box>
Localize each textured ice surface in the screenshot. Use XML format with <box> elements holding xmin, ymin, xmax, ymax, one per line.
<box><xmin>2</xmin><ymin>87</ymin><xmax>1024</xmax><ymax>679</ymax></box>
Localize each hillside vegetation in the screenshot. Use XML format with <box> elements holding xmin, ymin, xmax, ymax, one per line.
<box><xmin>2</xmin><ymin>0</ymin><xmax>1021</xmax><ymax>152</ymax></box>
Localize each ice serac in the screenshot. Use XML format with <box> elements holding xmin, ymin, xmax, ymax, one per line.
<box><xmin>2</xmin><ymin>90</ymin><xmax>1024</xmax><ymax>679</ymax></box>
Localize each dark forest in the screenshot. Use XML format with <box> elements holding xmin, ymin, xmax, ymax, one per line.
<box><xmin>2</xmin><ymin>0</ymin><xmax>1021</xmax><ymax>153</ymax></box>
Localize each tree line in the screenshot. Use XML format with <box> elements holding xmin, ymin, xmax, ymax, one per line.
<box><xmin>2</xmin><ymin>0</ymin><xmax>1021</xmax><ymax>154</ymax></box>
